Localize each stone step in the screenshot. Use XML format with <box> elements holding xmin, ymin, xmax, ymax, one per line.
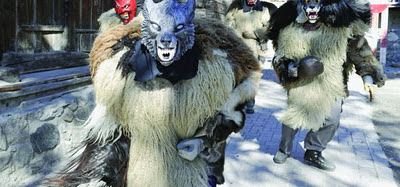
<box><xmin>1</xmin><ymin>51</ymin><xmax>89</xmax><ymax>74</ymax></box>
<box><xmin>0</xmin><ymin>66</ymin><xmax>92</xmax><ymax>114</ymax></box>
<box><xmin>0</xmin><ymin>66</ymin><xmax>90</xmax><ymax>92</ymax></box>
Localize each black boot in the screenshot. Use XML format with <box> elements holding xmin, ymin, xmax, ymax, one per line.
<box><xmin>245</xmin><ymin>99</ymin><xmax>255</xmax><ymax>114</ymax></box>
<box><xmin>304</xmin><ymin>150</ymin><xmax>335</xmax><ymax>171</ymax></box>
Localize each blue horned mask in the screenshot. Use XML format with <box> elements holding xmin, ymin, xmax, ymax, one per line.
<box><xmin>141</xmin><ymin>0</ymin><xmax>196</xmax><ymax>66</ymax></box>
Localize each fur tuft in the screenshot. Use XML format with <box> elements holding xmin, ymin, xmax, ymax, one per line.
<box><xmin>220</xmin><ymin>70</ymin><xmax>262</xmax><ymax>124</ymax></box>
<box><xmin>47</xmin><ymin>134</ymin><xmax>130</xmax><ymax>187</ymax></box>
<box><xmin>82</xmin><ymin>105</ymin><xmax>123</xmax><ymax>146</ymax></box>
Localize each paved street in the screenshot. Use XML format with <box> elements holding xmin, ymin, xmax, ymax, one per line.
<box><xmin>222</xmin><ymin>62</ymin><xmax>398</xmax><ymax>186</ymax></box>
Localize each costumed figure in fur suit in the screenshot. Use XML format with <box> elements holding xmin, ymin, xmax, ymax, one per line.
<box><xmin>225</xmin><ymin>0</ymin><xmax>277</xmax><ymax>114</ymax></box>
<box><xmin>51</xmin><ymin>0</ymin><xmax>261</xmax><ymax>186</ymax></box>
<box><xmin>267</xmin><ymin>0</ymin><xmax>385</xmax><ymax>171</ymax></box>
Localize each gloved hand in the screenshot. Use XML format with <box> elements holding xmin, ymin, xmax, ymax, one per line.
<box><xmin>363</xmin><ymin>75</ymin><xmax>375</xmax><ymax>101</ymax></box>
<box><xmin>288</xmin><ymin>56</ymin><xmax>324</xmax><ymax>79</ymax></box>
<box><xmin>177</xmin><ymin>138</ymin><xmax>205</xmax><ymax>161</ymax></box>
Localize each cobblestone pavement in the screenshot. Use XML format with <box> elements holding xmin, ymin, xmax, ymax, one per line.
<box><xmin>222</xmin><ymin>63</ymin><xmax>398</xmax><ymax>187</ymax></box>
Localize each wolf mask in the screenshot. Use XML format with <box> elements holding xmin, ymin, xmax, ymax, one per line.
<box><xmin>296</xmin><ymin>0</ymin><xmax>370</xmax><ymax>27</ymax></box>
<box><xmin>141</xmin><ymin>0</ymin><xmax>196</xmax><ymax>66</ymax></box>
<box><xmin>296</xmin><ymin>0</ymin><xmax>322</xmax><ymax>24</ymax></box>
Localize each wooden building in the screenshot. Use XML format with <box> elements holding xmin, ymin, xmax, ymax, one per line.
<box><xmin>0</xmin><ymin>0</ymin><xmax>114</xmax><ymax>84</ymax></box>
<box><xmin>1</xmin><ymin>0</ymin><xmax>114</xmax><ymax>56</ymax></box>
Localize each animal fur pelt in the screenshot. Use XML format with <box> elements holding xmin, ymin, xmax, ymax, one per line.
<box><xmin>54</xmin><ymin>12</ymin><xmax>261</xmax><ymax>187</ymax></box>
<box><xmin>48</xmin><ymin>132</ymin><xmax>130</xmax><ymax>187</ymax></box>
<box><xmin>268</xmin><ymin>0</ymin><xmax>372</xmax><ymax>130</ymax></box>
<box><xmin>225</xmin><ymin>0</ymin><xmax>277</xmax><ymax>59</ymax></box>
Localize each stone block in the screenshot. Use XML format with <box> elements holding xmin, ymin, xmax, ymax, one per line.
<box><xmin>1</xmin><ymin>117</ymin><xmax>29</xmax><ymax>145</ymax></box>
<box><xmin>30</xmin><ymin>123</ymin><xmax>60</xmax><ymax>154</ymax></box>
<box><xmin>0</xmin><ymin>127</ymin><xmax>8</xmax><ymax>151</ymax></box>
<box><xmin>62</xmin><ymin>108</ymin><xmax>74</xmax><ymax>123</ymax></box>
<box><xmin>74</xmin><ymin>107</ymin><xmax>91</xmax><ymax>122</ymax></box>
<box><xmin>15</xmin><ymin>142</ymin><xmax>34</xmax><ymax>168</ymax></box>
<box><xmin>0</xmin><ymin>66</ymin><xmax>20</xmax><ymax>83</ymax></box>
<box><xmin>39</xmin><ymin>104</ymin><xmax>64</xmax><ymax>121</ymax></box>
<box><xmin>0</xmin><ymin>150</ymin><xmax>12</xmax><ymax>172</ymax></box>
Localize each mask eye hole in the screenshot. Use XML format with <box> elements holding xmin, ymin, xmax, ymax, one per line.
<box><xmin>175</xmin><ymin>24</ymin><xmax>184</xmax><ymax>32</ymax></box>
<box><xmin>124</xmin><ymin>3</ymin><xmax>130</xmax><ymax>9</ymax></box>
<box><xmin>151</xmin><ymin>22</ymin><xmax>161</xmax><ymax>31</ymax></box>
<box><xmin>115</xmin><ymin>4</ymin><xmax>119</xmax><ymax>8</ymax></box>
<box><xmin>305</xmin><ymin>0</ymin><xmax>310</xmax><ymax>3</ymax></box>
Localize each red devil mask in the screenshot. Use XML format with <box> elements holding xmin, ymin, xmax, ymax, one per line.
<box><xmin>114</xmin><ymin>0</ymin><xmax>137</xmax><ymax>24</ymax></box>
<box><xmin>246</xmin><ymin>0</ymin><xmax>258</xmax><ymax>6</ymax></box>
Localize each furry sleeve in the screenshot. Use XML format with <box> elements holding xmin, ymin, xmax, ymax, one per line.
<box><xmin>345</xmin><ymin>35</ymin><xmax>386</xmax><ymax>87</ymax></box>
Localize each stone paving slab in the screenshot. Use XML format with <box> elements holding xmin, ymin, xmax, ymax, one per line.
<box><xmin>222</xmin><ymin>64</ymin><xmax>397</xmax><ymax>187</ymax></box>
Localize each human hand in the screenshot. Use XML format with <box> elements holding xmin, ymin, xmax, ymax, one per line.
<box><xmin>177</xmin><ymin>138</ymin><xmax>205</xmax><ymax>161</ymax></box>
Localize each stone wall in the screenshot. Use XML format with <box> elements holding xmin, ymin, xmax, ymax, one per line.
<box><xmin>0</xmin><ymin>85</ymin><xmax>94</xmax><ymax>186</ymax></box>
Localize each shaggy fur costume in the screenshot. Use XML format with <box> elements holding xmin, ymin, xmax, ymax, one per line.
<box><xmin>225</xmin><ymin>0</ymin><xmax>277</xmax><ymax>59</ymax></box>
<box><xmin>56</xmin><ymin>13</ymin><xmax>261</xmax><ymax>187</ymax></box>
<box><xmin>268</xmin><ymin>0</ymin><xmax>372</xmax><ymax>130</ymax></box>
